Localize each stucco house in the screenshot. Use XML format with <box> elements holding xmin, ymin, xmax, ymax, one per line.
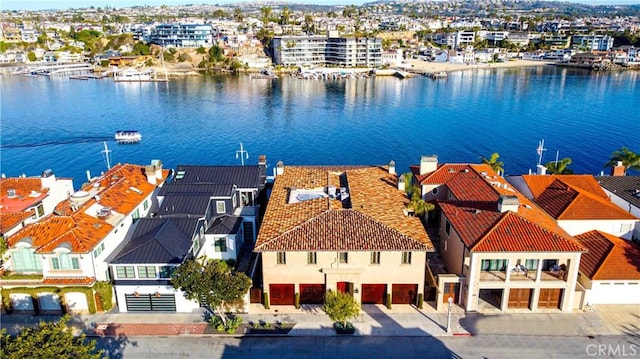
<box><xmin>411</xmin><ymin>156</ymin><xmax>586</xmax><ymax>312</ymax></box>
<box><xmin>575</xmin><ymin>230</ymin><xmax>640</xmax><ymax>305</ymax></box>
<box><xmin>254</xmin><ymin>162</ymin><xmax>434</xmax><ymax>307</ymax></box>
<box><xmin>506</xmin><ymin>174</ymin><xmax>639</xmax><ymax>240</ymax></box>
<box><xmin>2</xmin><ymin>162</ymin><xmax>169</xmax><ymax>314</ymax></box>
<box><xmin>596</xmin><ymin>175</ymin><xmax>640</xmax><ymax>241</ymax></box>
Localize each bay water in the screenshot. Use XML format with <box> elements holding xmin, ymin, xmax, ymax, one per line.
<box><xmin>1</xmin><ymin>65</ymin><xmax>638</xmax><ymax>187</ymax></box>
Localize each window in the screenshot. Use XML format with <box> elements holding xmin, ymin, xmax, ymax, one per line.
<box><xmin>232</xmin><ymin>194</ymin><xmax>237</xmax><ymax>208</ymax></box>
<box><xmin>143</xmin><ymin>200</ymin><xmax>149</xmax><ymax>210</ymax></box>
<box><xmin>445</xmin><ymin>220</ymin><xmax>451</xmax><ymax>236</ymax></box>
<box><xmin>116</xmin><ymin>266</ymin><xmax>135</xmax><ymax>278</ymax></box>
<box><xmin>93</xmin><ymin>243</ymin><xmax>105</xmax><ymax>258</ymax></box>
<box><xmin>132</xmin><ymin>208</ymin><xmax>140</xmax><ymax>223</ymax></box>
<box><xmin>307</xmin><ymin>252</ymin><xmax>317</xmax><ymax>264</ymax></box>
<box><xmin>339</xmin><ymin>252</ymin><xmax>348</xmax><ymax>264</ymax></box>
<box><xmin>51</xmin><ymin>254</ymin><xmax>80</xmax><ymax>270</ymax></box>
<box><xmin>159</xmin><ymin>266</ymin><xmax>176</xmax><ymax>278</ymax></box>
<box><xmin>37</xmin><ymin>204</ymin><xmax>44</xmax><ymax>217</ymax></box>
<box><xmin>481</xmin><ymin>259</ymin><xmax>507</xmax><ymax>271</ymax></box>
<box><xmin>401</xmin><ymin>252</ymin><xmax>412</xmax><ymax>264</ymax></box>
<box><xmin>193</xmin><ymin>236</ymin><xmax>201</xmax><ymax>254</ymax></box>
<box><xmin>216</xmin><ymin>201</ymin><xmax>226</xmax><ymax>213</ymax></box>
<box><xmin>431</xmin><ymin>187</ymin><xmax>438</xmax><ymax>195</ymax></box>
<box><xmin>542</xmin><ymin>259</ymin><xmax>558</xmax><ymax>271</ymax></box>
<box><xmin>525</xmin><ymin>259</ymin><xmax>538</xmax><ymax>271</ymax></box>
<box><xmin>215</xmin><ymin>239</ymin><xmax>227</xmax><ymax>252</ymax></box>
<box><xmin>138</xmin><ymin>266</ymin><xmax>156</xmax><ymax>278</ymax></box>
<box><xmin>277</xmin><ymin>252</ymin><xmax>286</xmax><ymax>264</ymax></box>
<box><xmin>240</xmin><ymin>191</ymin><xmax>254</xmax><ymax>206</ymax></box>
<box><xmin>371</xmin><ymin>252</ymin><xmax>380</xmax><ymax>264</ymax></box>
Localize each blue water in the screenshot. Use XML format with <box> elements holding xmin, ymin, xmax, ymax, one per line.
<box><xmin>1</xmin><ymin>66</ymin><xmax>638</xmax><ymax>187</ymax></box>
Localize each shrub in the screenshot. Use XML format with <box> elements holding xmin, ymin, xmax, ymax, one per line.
<box><xmin>209</xmin><ymin>315</ymin><xmax>242</xmax><ymax>333</ymax></box>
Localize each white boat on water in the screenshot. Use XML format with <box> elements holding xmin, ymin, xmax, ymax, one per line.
<box><xmin>115</xmin><ymin>130</ymin><xmax>142</xmax><ymax>143</ymax></box>
<box><xmin>113</xmin><ymin>68</ymin><xmax>168</xmax><ymax>82</ymax></box>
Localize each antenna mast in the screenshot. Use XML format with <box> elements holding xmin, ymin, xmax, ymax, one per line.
<box><xmin>236</xmin><ymin>142</ymin><xmax>249</xmax><ymax>166</ymax></box>
<box><xmin>536</xmin><ymin>139</ymin><xmax>546</xmax><ymax>166</ymax></box>
<box><xmin>102</xmin><ymin>141</ymin><xmax>112</xmax><ymax>169</ymax></box>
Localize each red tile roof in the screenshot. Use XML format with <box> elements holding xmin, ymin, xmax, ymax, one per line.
<box><xmin>0</xmin><ymin>212</ymin><xmax>32</xmax><ymax>234</ymax></box>
<box><xmin>8</xmin><ymin>164</ymin><xmax>169</xmax><ymax>254</ymax></box>
<box><xmin>0</xmin><ymin>177</ymin><xmax>48</xmax><ymax>212</ymax></box>
<box><xmin>575</xmin><ymin>230</ymin><xmax>640</xmax><ymax>280</ymax></box>
<box><xmin>524</xmin><ymin>176</ymin><xmax>636</xmax><ymax>220</ymax></box>
<box><xmin>255</xmin><ymin>166</ymin><xmax>433</xmax><ymax>252</ymax></box>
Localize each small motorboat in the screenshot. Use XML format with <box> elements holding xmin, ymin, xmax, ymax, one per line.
<box><xmin>115</xmin><ymin>130</ymin><xmax>142</xmax><ymax>143</ymax></box>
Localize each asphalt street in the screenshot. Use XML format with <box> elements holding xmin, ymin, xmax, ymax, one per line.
<box><xmin>95</xmin><ymin>334</ymin><xmax>640</xmax><ymax>359</ymax></box>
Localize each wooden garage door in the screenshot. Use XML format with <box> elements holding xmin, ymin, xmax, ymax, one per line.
<box><xmin>299</xmin><ymin>284</ymin><xmax>325</xmax><ymax>304</ymax></box>
<box><xmin>508</xmin><ymin>288</ymin><xmax>532</xmax><ymax>309</ymax></box>
<box><xmin>392</xmin><ymin>284</ymin><xmax>418</xmax><ymax>304</ymax></box>
<box><xmin>269</xmin><ymin>284</ymin><xmax>295</xmax><ymax>305</ymax></box>
<box><xmin>538</xmin><ymin>288</ymin><xmax>562</xmax><ymax>309</ymax></box>
<box><xmin>362</xmin><ymin>284</ymin><xmax>386</xmax><ymax>304</ymax></box>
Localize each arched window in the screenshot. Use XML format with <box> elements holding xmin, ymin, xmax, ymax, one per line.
<box><xmin>12</xmin><ymin>247</ymin><xmax>42</xmax><ymax>272</ymax></box>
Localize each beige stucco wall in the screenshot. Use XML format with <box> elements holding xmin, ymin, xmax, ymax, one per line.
<box><xmin>262</xmin><ymin>250</ymin><xmax>426</xmax><ymax>304</ymax></box>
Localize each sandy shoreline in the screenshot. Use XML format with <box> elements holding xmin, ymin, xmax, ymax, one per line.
<box><xmin>403</xmin><ymin>59</ymin><xmax>556</xmax><ymax>73</ymax></box>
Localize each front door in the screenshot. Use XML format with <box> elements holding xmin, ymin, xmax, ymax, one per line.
<box><xmin>443</xmin><ymin>282</ymin><xmax>459</xmax><ymax>304</ymax></box>
<box><xmin>337</xmin><ymin>282</ymin><xmax>353</xmax><ymax>295</ymax></box>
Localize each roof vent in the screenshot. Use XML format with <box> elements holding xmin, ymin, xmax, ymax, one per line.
<box><xmin>30</xmin><ymin>190</ymin><xmax>40</xmax><ymax>197</ymax></box>
<box><xmin>7</xmin><ymin>189</ymin><xmax>16</xmax><ymax>198</ymax></box>
<box><xmin>498</xmin><ymin>195</ymin><xmax>519</xmax><ymax>213</ymax></box>
<box><xmin>97</xmin><ymin>207</ymin><xmax>111</xmax><ymax>219</ymax></box>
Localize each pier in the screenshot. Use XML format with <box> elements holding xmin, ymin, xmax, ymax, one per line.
<box><xmin>14</xmin><ymin>63</ymin><xmax>94</xmax><ymax>77</ymax></box>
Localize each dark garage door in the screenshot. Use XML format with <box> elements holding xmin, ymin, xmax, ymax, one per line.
<box><xmin>269</xmin><ymin>284</ymin><xmax>295</xmax><ymax>305</ymax></box>
<box><xmin>392</xmin><ymin>284</ymin><xmax>418</xmax><ymax>304</ymax></box>
<box><xmin>125</xmin><ymin>294</ymin><xmax>176</xmax><ymax>312</ymax></box>
<box><xmin>299</xmin><ymin>284</ymin><xmax>325</xmax><ymax>304</ymax></box>
<box><xmin>361</xmin><ymin>284</ymin><xmax>386</xmax><ymax>304</ymax></box>
<box><xmin>538</xmin><ymin>288</ymin><xmax>562</xmax><ymax>309</ymax></box>
<box><xmin>508</xmin><ymin>288</ymin><xmax>532</xmax><ymax>309</ymax></box>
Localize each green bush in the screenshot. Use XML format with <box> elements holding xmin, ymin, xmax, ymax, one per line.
<box><xmin>93</xmin><ymin>281</ymin><xmax>113</xmax><ymax>311</ymax></box>
<box><xmin>386</xmin><ymin>293</ymin><xmax>392</xmax><ymax>309</ymax></box>
<box><xmin>209</xmin><ymin>315</ymin><xmax>242</xmax><ymax>333</ymax></box>
<box><xmin>417</xmin><ymin>293</ymin><xmax>424</xmax><ymax>309</ymax></box>
<box><xmin>263</xmin><ymin>292</ymin><xmax>270</xmax><ymax>309</ymax></box>
<box><xmin>294</xmin><ymin>292</ymin><xmax>300</xmax><ymax>309</ymax></box>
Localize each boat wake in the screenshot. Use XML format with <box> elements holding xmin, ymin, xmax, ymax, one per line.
<box><xmin>1</xmin><ymin>136</ymin><xmax>112</xmax><ymax>149</ymax></box>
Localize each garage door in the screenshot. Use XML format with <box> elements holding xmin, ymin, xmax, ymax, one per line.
<box><xmin>362</xmin><ymin>284</ymin><xmax>386</xmax><ymax>304</ymax></box>
<box><xmin>38</xmin><ymin>293</ymin><xmax>62</xmax><ymax>312</ymax></box>
<box><xmin>269</xmin><ymin>284</ymin><xmax>294</xmax><ymax>305</ymax></box>
<box><xmin>299</xmin><ymin>284</ymin><xmax>325</xmax><ymax>304</ymax></box>
<box><xmin>538</xmin><ymin>288</ymin><xmax>562</xmax><ymax>309</ymax></box>
<box><xmin>392</xmin><ymin>284</ymin><xmax>418</xmax><ymax>305</ymax></box>
<box><xmin>508</xmin><ymin>288</ymin><xmax>532</xmax><ymax>309</ymax></box>
<box><xmin>125</xmin><ymin>294</ymin><xmax>176</xmax><ymax>311</ymax></box>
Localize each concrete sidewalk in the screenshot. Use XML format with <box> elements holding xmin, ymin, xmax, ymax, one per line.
<box><xmin>1</xmin><ymin>304</ymin><xmax>637</xmax><ymax>338</ymax></box>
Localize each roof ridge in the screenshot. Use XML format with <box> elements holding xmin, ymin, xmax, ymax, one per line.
<box><xmin>351</xmin><ymin>209</ymin><xmax>428</xmax><ymax>248</ymax></box>
<box><xmin>255</xmin><ymin>207</ymin><xmax>332</xmax><ymax>250</ymax></box>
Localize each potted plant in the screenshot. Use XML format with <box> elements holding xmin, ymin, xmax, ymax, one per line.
<box><xmin>324</xmin><ymin>290</ymin><xmax>360</xmax><ymax>335</ymax></box>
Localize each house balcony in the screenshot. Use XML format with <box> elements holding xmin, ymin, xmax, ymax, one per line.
<box><xmin>479</xmin><ymin>270</ymin><xmax>506</xmax><ymax>281</ymax></box>
<box><xmin>478</xmin><ymin>270</ymin><xmax>566</xmax><ymax>282</ymax></box>
<box><xmin>233</xmin><ymin>205</ymin><xmax>258</xmax><ymax>217</ymax></box>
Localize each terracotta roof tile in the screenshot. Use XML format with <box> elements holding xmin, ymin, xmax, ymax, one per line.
<box><xmin>0</xmin><ymin>177</ymin><xmax>48</xmax><ymax>213</ymax></box>
<box><xmin>527</xmin><ymin>176</ymin><xmax>637</xmax><ymax>220</ymax></box>
<box><xmin>255</xmin><ymin>166</ymin><xmax>433</xmax><ymax>252</ymax></box>
<box><xmin>0</xmin><ymin>212</ymin><xmax>32</xmax><ymax>234</ymax></box>
<box><xmin>9</xmin><ymin>164</ymin><xmax>169</xmax><ymax>254</ymax></box>
<box><xmin>575</xmin><ymin>230</ymin><xmax>640</xmax><ymax>280</ymax></box>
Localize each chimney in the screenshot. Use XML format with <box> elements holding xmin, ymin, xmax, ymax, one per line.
<box><xmin>536</xmin><ymin>164</ymin><xmax>547</xmax><ymax>175</ymax></box>
<box><xmin>276</xmin><ymin>160</ymin><xmax>284</xmax><ymax>175</ymax></box>
<box><xmin>611</xmin><ymin>161</ymin><xmax>625</xmax><ymax>176</ymax></box>
<box><xmin>388</xmin><ymin>160</ymin><xmax>396</xmax><ymax>175</ymax></box>
<box><xmin>152</xmin><ymin>160</ymin><xmax>163</xmax><ymax>179</ymax></box>
<box><xmin>258</xmin><ymin>155</ymin><xmax>267</xmax><ymax>166</ymax></box>
<box><xmin>419</xmin><ymin>155</ymin><xmax>438</xmax><ymax>175</ymax></box>
<box><xmin>498</xmin><ymin>195</ymin><xmax>519</xmax><ymax>213</ymax></box>
<box><xmin>397</xmin><ymin>174</ymin><xmax>405</xmax><ymax>192</ymax></box>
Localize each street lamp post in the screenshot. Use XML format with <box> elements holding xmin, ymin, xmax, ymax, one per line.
<box><xmin>446</xmin><ymin>296</ymin><xmax>453</xmax><ymax>334</ymax></box>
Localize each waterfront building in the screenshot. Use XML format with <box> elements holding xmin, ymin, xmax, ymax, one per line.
<box><xmin>572</xmin><ymin>35</ymin><xmax>614</xmax><ymax>51</ymax></box>
<box><xmin>43</xmin><ymin>51</ymin><xmax>83</xmax><ymax>63</ymax></box>
<box><xmin>412</xmin><ymin>156</ymin><xmax>585</xmax><ymax>312</ymax></box>
<box><xmin>149</xmin><ymin>23</ymin><xmax>214</xmax><ymax>48</ymax></box>
<box><xmin>272</xmin><ymin>35</ymin><xmax>382</xmax><ymax>67</ymax></box>
<box><xmin>575</xmin><ymin>230</ymin><xmax>640</xmax><ymax>305</ymax></box>
<box><xmin>506</xmin><ymin>174</ymin><xmax>639</xmax><ymax>240</ymax></box>
<box><xmin>1</xmin><ymin>161</ymin><xmax>169</xmax><ymax>314</ymax></box>
<box><xmin>596</xmin><ymin>174</ymin><xmax>640</xmax><ymax>240</ymax></box>
<box><xmin>255</xmin><ymin>162</ymin><xmax>434</xmax><ymax>307</ymax></box>
<box><xmin>107</xmin><ymin>158</ymin><xmax>266</xmax><ymax>312</ymax></box>
<box><xmin>0</xmin><ymin>170</ymin><xmax>74</xmax><ymax>239</ymax></box>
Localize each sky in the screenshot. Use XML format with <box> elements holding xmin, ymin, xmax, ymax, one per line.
<box><xmin>1</xmin><ymin>0</ymin><xmax>638</xmax><ymax>11</ymax></box>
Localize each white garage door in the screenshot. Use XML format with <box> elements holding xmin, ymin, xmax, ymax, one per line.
<box><xmin>65</xmin><ymin>292</ymin><xmax>89</xmax><ymax>312</ymax></box>
<box><xmin>589</xmin><ymin>282</ymin><xmax>640</xmax><ymax>305</ymax></box>
<box><xmin>38</xmin><ymin>293</ymin><xmax>62</xmax><ymax>312</ymax></box>
<box><xmin>10</xmin><ymin>293</ymin><xmax>34</xmax><ymax>311</ymax></box>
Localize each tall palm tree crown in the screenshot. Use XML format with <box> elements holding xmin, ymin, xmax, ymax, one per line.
<box><xmin>605</xmin><ymin>147</ymin><xmax>640</xmax><ymax>175</ymax></box>
<box><xmin>480</xmin><ymin>152</ymin><xmax>504</xmax><ymax>175</ymax></box>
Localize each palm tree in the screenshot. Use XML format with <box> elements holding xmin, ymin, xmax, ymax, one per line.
<box><xmin>480</xmin><ymin>152</ymin><xmax>504</xmax><ymax>175</ymax></box>
<box><xmin>544</xmin><ymin>158</ymin><xmax>573</xmax><ymax>174</ymax></box>
<box><xmin>260</xmin><ymin>6</ymin><xmax>272</xmax><ymax>27</ymax></box>
<box><xmin>605</xmin><ymin>147</ymin><xmax>640</xmax><ymax>175</ymax></box>
<box><xmin>407</xmin><ymin>183</ymin><xmax>434</xmax><ymax>218</ymax></box>
<box><xmin>280</xmin><ymin>6</ymin><xmax>291</xmax><ymax>26</ymax></box>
